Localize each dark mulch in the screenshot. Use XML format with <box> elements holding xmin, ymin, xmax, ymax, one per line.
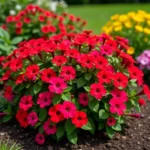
<box><xmin>0</xmin><ymin>101</ymin><xmax>150</xmax><ymax>150</ymax></box>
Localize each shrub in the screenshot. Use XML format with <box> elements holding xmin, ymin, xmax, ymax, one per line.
<box><xmin>3</xmin><ymin>4</ymin><xmax>86</xmax><ymax>41</ymax></box>
<box><xmin>102</xmin><ymin>10</ymin><xmax>150</xmax><ymax>57</ymax></box>
<box><xmin>0</xmin><ymin>32</ymin><xmax>149</xmax><ymax>145</ymax></box>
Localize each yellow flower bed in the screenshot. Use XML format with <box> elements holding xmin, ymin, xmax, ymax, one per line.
<box><xmin>102</xmin><ymin>10</ymin><xmax>150</xmax><ymax>56</ymax></box>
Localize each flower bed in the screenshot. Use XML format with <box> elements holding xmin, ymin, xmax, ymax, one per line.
<box><xmin>102</xmin><ymin>10</ymin><xmax>150</xmax><ymax>57</ymax></box>
<box><xmin>3</xmin><ymin>4</ymin><xmax>86</xmax><ymax>41</ymax></box>
<box><xmin>0</xmin><ymin>31</ymin><xmax>149</xmax><ymax>145</ymax></box>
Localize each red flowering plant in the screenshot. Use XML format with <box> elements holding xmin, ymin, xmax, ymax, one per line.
<box><xmin>0</xmin><ymin>31</ymin><xmax>149</xmax><ymax>145</ymax></box>
<box><xmin>3</xmin><ymin>4</ymin><xmax>86</xmax><ymax>41</ymax></box>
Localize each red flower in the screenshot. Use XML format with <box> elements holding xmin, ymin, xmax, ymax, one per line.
<box><xmin>138</xmin><ymin>98</ymin><xmax>146</xmax><ymax>106</ymax></box>
<box><xmin>128</xmin><ymin>66</ymin><xmax>144</xmax><ymax>86</ymax></box>
<box><xmin>15</xmin><ymin>74</ymin><xmax>25</xmax><ymax>84</ymax></box>
<box><xmin>40</xmin><ymin>68</ymin><xmax>56</xmax><ymax>83</ymax></box>
<box><xmin>107</xmin><ymin>117</ymin><xmax>116</xmax><ymax>126</ymax></box>
<box><xmin>9</xmin><ymin>58</ymin><xmax>22</xmax><ymax>72</ymax></box>
<box><xmin>1</xmin><ymin>70</ymin><xmax>12</xmax><ymax>81</ymax></box>
<box><xmin>144</xmin><ymin>84</ymin><xmax>150</xmax><ymax>100</ymax></box>
<box><xmin>48</xmin><ymin>104</ymin><xmax>64</xmax><ymax>123</ymax></box>
<box><xmin>6</xmin><ymin>16</ymin><xmax>14</xmax><ymax>23</ymax></box>
<box><xmin>24</xmin><ymin>18</ymin><xmax>31</xmax><ymax>24</ymax></box>
<box><xmin>41</xmin><ymin>25</ymin><xmax>49</xmax><ymax>33</ymax></box>
<box><xmin>52</xmin><ymin>55</ymin><xmax>67</xmax><ymax>66</ymax></box>
<box><xmin>43</xmin><ymin>119</ymin><xmax>57</xmax><ymax>135</ymax></box>
<box><xmin>97</xmin><ymin>70</ymin><xmax>112</xmax><ymax>84</ymax></box>
<box><xmin>49</xmin><ymin>25</ymin><xmax>56</xmax><ymax>32</ymax></box>
<box><xmin>72</xmin><ymin>111</ymin><xmax>88</xmax><ymax>128</ymax></box>
<box><xmin>19</xmin><ymin>95</ymin><xmax>33</xmax><ymax>111</ymax></box>
<box><xmin>109</xmin><ymin>98</ymin><xmax>126</xmax><ymax>116</ymax></box>
<box><xmin>60</xmin><ymin>66</ymin><xmax>76</xmax><ymax>81</ymax></box>
<box><xmin>16</xmin><ymin>28</ymin><xmax>22</xmax><ymax>34</ymax></box>
<box><xmin>90</xmin><ymin>83</ymin><xmax>106</xmax><ymax>100</ymax></box>
<box><xmin>16</xmin><ymin>22</ymin><xmax>23</xmax><ymax>28</ymax></box>
<box><xmin>35</xmin><ymin>133</ymin><xmax>45</xmax><ymax>145</ymax></box>
<box><xmin>37</xmin><ymin>91</ymin><xmax>53</xmax><ymax>108</ymax></box>
<box><xmin>16</xmin><ymin>109</ymin><xmax>29</xmax><ymax>128</ymax></box>
<box><xmin>78</xmin><ymin>54</ymin><xmax>94</xmax><ymax>69</ymax></box>
<box><xmin>25</xmin><ymin>64</ymin><xmax>39</xmax><ymax>80</ymax></box>
<box><xmin>113</xmin><ymin>72</ymin><xmax>128</xmax><ymax>88</ymax></box>
<box><xmin>65</xmin><ymin>48</ymin><xmax>80</xmax><ymax>59</ymax></box>
<box><xmin>38</xmin><ymin>15</ymin><xmax>45</xmax><ymax>22</ymax></box>
<box><xmin>4</xmin><ymin>86</ymin><xmax>13</xmax><ymax>101</ymax></box>
<box><xmin>94</xmin><ymin>56</ymin><xmax>108</xmax><ymax>69</ymax></box>
<box><xmin>78</xmin><ymin>93</ymin><xmax>89</xmax><ymax>106</ymax></box>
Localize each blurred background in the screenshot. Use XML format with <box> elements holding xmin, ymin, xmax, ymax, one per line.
<box><xmin>1</xmin><ymin>0</ymin><xmax>150</xmax><ymax>34</ymax></box>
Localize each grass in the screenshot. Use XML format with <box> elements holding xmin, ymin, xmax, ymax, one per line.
<box><xmin>69</xmin><ymin>3</ymin><xmax>150</xmax><ymax>34</ymax></box>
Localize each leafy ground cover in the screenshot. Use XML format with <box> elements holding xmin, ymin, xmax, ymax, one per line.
<box><xmin>69</xmin><ymin>3</ymin><xmax>150</xmax><ymax>34</ymax></box>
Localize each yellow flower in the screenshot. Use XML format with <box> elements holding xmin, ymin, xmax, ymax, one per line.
<box><xmin>111</xmin><ymin>14</ymin><xmax>120</xmax><ymax>21</ymax></box>
<box><xmin>114</xmin><ymin>25</ymin><xmax>122</xmax><ymax>32</ymax></box>
<box><xmin>147</xmin><ymin>20</ymin><xmax>150</xmax><ymax>26</ymax></box>
<box><xmin>113</xmin><ymin>21</ymin><xmax>122</xmax><ymax>27</ymax></box>
<box><xmin>143</xmin><ymin>28</ymin><xmax>150</xmax><ymax>34</ymax></box>
<box><xmin>135</xmin><ymin>25</ymin><xmax>143</xmax><ymax>32</ymax></box>
<box><xmin>119</xmin><ymin>15</ymin><xmax>128</xmax><ymax>22</ymax></box>
<box><xmin>126</xmin><ymin>47</ymin><xmax>135</xmax><ymax>55</ymax></box>
<box><xmin>133</xmin><ymin>15</ymin><xmax>144</xmax><ymax>23</ymax></box>
<box><xmin>124</xmin><ymin>21</ymin><xmax>132</xmax><ymax>28</ymax></box>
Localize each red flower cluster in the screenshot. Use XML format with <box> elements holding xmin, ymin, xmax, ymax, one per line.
<box><xmin>1</xmin><ymin>32</ymin><xmax>148</xmax><ymax>145</ymax></box>
<box><xmin>4</xmin><ymin>4</ymin><xmax>86</xmax><ymax>40</ymax></box>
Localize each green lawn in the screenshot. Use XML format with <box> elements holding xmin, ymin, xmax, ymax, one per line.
<box><xmin>69</xmin><ymin>3</ymin><xmax>150</xmax><ymax>34</ymax></box>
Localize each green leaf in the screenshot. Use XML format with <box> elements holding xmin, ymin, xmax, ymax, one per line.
<box><xmin>76</xmin><ymin>77</ymin><xmax>87</xmax><ymax>88</ymax></box>
<box><xmin>84</xmin><ymin>73</ymin><xmax>92</xmax><ymax>81</ymax></box>
<box><xmin>104</xmin><ymin>103</ymin><xmax>109</xmax><ymax>111</ymax></box>
<box><xmin>33</xmin><ymin>83</ymin><xmax>42</xmax><ymax>95</ymax></box>
<box><xmin>39</xmin><ymin>125</ymin><xmax>44</xmax><ymax>133</ymax></box>
<box><xmin>66</xmin><ymin>131</ymin><xmax>78</xmax><ymax>144</ymax></box>
<box><xmin>65</xmin><ymin>120</ymin><xmax>76</xmax><ymax>135</ymax></box>
<box><xmin>3</xmin><ymin>105</ymin><xmax>12</xmax><ymax>114</ymax></box>
<box><xmin>83</xmin><ymin>86</ymin><xmax>90</xmax><ymax>92</ymax></box>
<box><xmin>56</xmin><ymin>125</ymin><xmax>65</xmax><ymax>140</ymax></box>
<box><xmin>11</xmin><ymin>37</ymin><xmax>23</xmax><ymax>44</ymax></box>
<box><xmin>82</xmin><ymin>118</ymin><xmax>95</xmax><ymax>134</ymax></box>
<box><xmin>98</xmin><ymin>122</ymin><xmax>105</xmax><ymax>130</ymax></box>
<box><xmin>61</xmin><ymin>92</ymin><xmax>71</xmax><ymax>101</ymax></box>
<box><xmin>39</xmin><ymin>108</ymin><xmax>47</xmax><ymax>122</ymax></box>
<box><xmin>2</xmin><ymin>115</ymin><xmax>12</xmax><ymax>123</ymax></box>
<box><xmin>99</xmin><ymin>109</ymin><xmax>109</xmax><ymax>119</ymax></box>
<box><xmin>106</xmin><ymin>126</ymin><xmax>115</xmax><ymax>138</ymax></box>
<box><xmin>64</xmin><ymin>87</ymin><xmax>72</xmax><ymax>93</ymax></box>
<box><xmin>52</xmin><ymin>94</ymin><xmax>61</xmax><ymax>104</ymax></box>
<box><xmin>112</xmin><ymin>124</ymin><xmax>122</xmax><ymax>131</ymax></box>
<box><xmin>89</xmin><ymin>99</ymin><xmax>99</xmax><ymax>112</ymax></box>
<box><xmin>33</xmin><ymin>83</ymin><xmax>42</xmax><ymax>94</ymax></box>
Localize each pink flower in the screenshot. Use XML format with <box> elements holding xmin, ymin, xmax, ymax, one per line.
<box><xmin>78</xmin><ymin>93</ymin><xmax>89</xmax><ymax>106</ymax></box>
<box><xmin>60</xmin><ymin>101</ymin><xmax>76</xmax><ymax>119</ymax></box>
<box><xmin>111</xmin><ymin>88</ymin><xmax>128</xmax><ymax>102</ymax></box>
<box><xmin>27</xmin><ymin>111</ymin><xmax>38</xmax><ymax>126</ymax></box>
<box><xmin>43</xmin><ymin>119</ymin><xmax>57</xmax><ymax>135</ymax></box>
<box><xmin>35</xmin><ymin>133</ymin><xmax>45</xmax><ymax>145</ymax></box>
<box><xmin>107</xmin><ymin>117</ymin><xmax>116</xmax><ymax>126</ymax></box>
<box><xmin>19</xmin><ymin>95</ymin><xmax>33</xmax><ymax>111</ymax></box>
<box><xmin>109</xmin><ymin>98</ymin><xmax>126</xmax><ymax>116</ymax></box>
<box><xmin>48</xmin><ymin>77</ymin><xmax>67</xmax><ymax>94</ymax></box>
<box><xmin>60</xmin><ymin>66</ymin><xmax>76</xmax><ymax>81</ymax></box>
<box><xmin>37</xmin><ymin>91</ymin><xmax>53</xmax><ymax>108</ymax></box>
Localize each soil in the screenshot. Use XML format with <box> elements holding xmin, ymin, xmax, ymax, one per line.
<box><xmin>0</xmin><ymin>94</ymin><xmax>150</xmax><ymax>150</ymax></box>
